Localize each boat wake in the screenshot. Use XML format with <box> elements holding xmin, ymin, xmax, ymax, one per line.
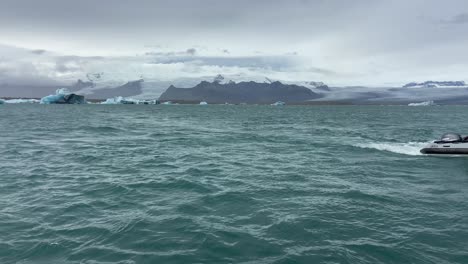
<box><xmin>354</xmin><ymin>142</ymin><xmax>428</xmax><ymax>156</ymax></box>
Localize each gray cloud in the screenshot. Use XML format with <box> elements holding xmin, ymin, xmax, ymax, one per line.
<box><xmin>149</xmin><ymin>55</ymin><xmax>298</xmax><ymax>71</ymax></box>
<box><xmin>442</xmin><ymin>12</ymin><xmax>468</xmax><ymax>24</ymax></box>
<box><xmin>145</xmin><ymin>48</ymin><xmax>197</xmax><ymax>57</ymax></box>
<box><xmin>186</xmin><ymin>48</ymin><xmax>196</xmax><ymax>56</ymax></box>
<box><xmin>307</xmin><ymin>67</ymin><xmax>336</xmax><ymax>76</ymax></box>
<box><xmin>54</xmin><ymin>61</ymin><xmax>80</xmax><ymax>73</ymax></box>
<box><xmin>31</xmin><ymin>49</ymin><xmax>46</xmax><ymax>55</ymax></box>
<box><xmin>1</xmin><ymin>0</ymin><xmax>468</xmax><ymax>88</ymax></box>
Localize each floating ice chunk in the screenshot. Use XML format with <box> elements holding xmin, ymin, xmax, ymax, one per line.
<box><xmin>102</xmin><ymin>96</ymin><xmax>134</xmax><ymax>104</ymax></box>
<box><xmin>138</xmin><ymin>99</ymin><xmax>160</xmax><ymax>105</ymax></box>
<box><xmin>162</xmin><ymin>101</ymin><xmax>173</xmax><ymax>105</ymax></box>
<box><xmin>199</xmin><ymin>101</ymin><xmax>208</xmax><ymax>105</ymax></box>
<box><xmin>271</xmin><ymin>101</ymin><xmax>285</xmax><ymax>106</ymax></box>
<box><xmin>408</xmin><ymin>100</ymin><xmax>436</xmax><ymax>106</ymax></box>
<box><xmin>5</xmin><ymin>99</ymin><xmax>40</xmax><ymax>104</ymax></box>
<box><xmin>41</xmin><ymin>88</ymin><xmax>86</xmax><ymax>104</ymax></box>
<box><xmin>0</xmin><ymin>99</ymin><xmax>4</xmax><ymax>104</ymax></box>
<box><xmin>102</xmin><ymin>96</ymin><xmax>159</xmax><ymax>105</ymax></box>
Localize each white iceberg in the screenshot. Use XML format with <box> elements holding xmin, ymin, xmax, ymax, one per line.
<box><xmin>199</xmin><ymin>101</ymin><xmax>208</xmax><ymax>105</ymax></box>
<box><xmin>271</xmin><ymin>101</ymin><xmax>285</xmax><ymax>106</ymax></box>
<box><xmin>102</xmin><ymin>96</ymin><xmax>160</xmax><ymax>105</ymax></box>
<box><xmin>102</xmin><ymin>96</ymin><xmax>136</xmax><ymax>104</ymax></box>
<box><xmin>137</xmin><ymin>99</ymin><xmax>160</xmax><ymax>105</ymax></box>
<box><xmin>5</xmin><ymin>99</ymin><xmax>40</xmax><ymax>104</ymax></box>
<box><xmin>41</xmin><ymin>88</ymin><xmax>86</xmax><ymax>104</ymax></box>
<box><xmin>408</xmin><ymin>100</ymin><xmax>436</xmax><ymax>106</ymax></box>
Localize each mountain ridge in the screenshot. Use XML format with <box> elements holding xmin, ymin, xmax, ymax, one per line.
<box><xmin>159</xmin><ymin>80</ymin><xmax>321</xmax><ymax>103</ymax></box>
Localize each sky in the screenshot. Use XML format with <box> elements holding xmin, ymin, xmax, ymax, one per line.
<box><xmin>1</xmin><ymin>0</ymin><xmax>468</xmax><ymax>89</ymax></box>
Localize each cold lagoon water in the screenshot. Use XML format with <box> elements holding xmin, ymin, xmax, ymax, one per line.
<box><xmin>1</xmin><ymin>104</ymin><xmax>468</xmax><ymax>264</ymax></box>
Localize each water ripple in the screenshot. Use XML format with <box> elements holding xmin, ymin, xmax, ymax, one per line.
<box><xmin>0</xmin><ymin>105</ymin><xmax>467</xmax><ymax>263</ymax></box>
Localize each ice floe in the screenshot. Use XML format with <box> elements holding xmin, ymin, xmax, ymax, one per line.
<box><xmin>101</xmin><ymin>96</ymin><xmax>159</xmax><ymax>105</ymax></box>
<box><xmin>5</xmin><ymin>99</ymin><xmax>40</xmax><ymax>104</ymax></box>
<box><xmin>408</xmin><ymin>100</ymin><xmax>436</xmax><ymax>106</ymax></box>
<box><xmin>41</xmin><ymin>88</ymin><xmax>87</xmax><ymax>104</ymax></box>
<box><xmin>271</xmin><ymin>101</ymin><xmax>285</xmax><ymax>106</ymax></box>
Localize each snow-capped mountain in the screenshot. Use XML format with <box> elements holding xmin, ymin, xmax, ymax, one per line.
<box><xmin>403</xmin><ymin>81</ymin><xmax>467</xmax><ymax>88</ymax></box>
<box><xmin>262</xmin><ymin>77</ymin><xmax>331</xmax><ymax>92</ymax></box>
<box><xmin>303</xmin><ymin>81</ymin><xmax>330</xmax><ymax>91</ymax></box>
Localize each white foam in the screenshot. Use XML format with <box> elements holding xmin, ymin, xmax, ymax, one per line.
<box><xmin>354</xmin><ymin>142</ymin><xmax>428</xmax><ymax>156</ymax></box>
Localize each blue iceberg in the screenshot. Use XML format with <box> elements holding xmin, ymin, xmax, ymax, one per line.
<box><xmin>40</xmin><ymin>88</ymin><xmax>87</xmax><ymax>104</ymax></box>
<box><xmin>0</xmin><ymin>99</ymin><xmax>4</xmax><ymax>104</ymax></box>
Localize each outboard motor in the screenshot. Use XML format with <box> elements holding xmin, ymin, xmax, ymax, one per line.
<box><xmin>438</xmin><ymin>133</ymin><xmax>462</xmax><ymax>143</ymax></box>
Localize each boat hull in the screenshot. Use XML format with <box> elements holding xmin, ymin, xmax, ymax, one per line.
<box><xmin>420</xmin><ymin>142</ymin><xmax>468</xmax><ymax>154</ymax></box>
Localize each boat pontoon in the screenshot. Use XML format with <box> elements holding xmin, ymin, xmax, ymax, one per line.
<box><xmin>420</xmin><ymin>133</ymin><xmax>468</xmax><ymax>155</ymax></box>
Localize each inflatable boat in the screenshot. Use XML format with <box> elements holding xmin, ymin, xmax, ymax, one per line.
<box><xmin>420</xmin><ymin>133</ymin><xmax>468</xmax><ymax>155</ymax></box>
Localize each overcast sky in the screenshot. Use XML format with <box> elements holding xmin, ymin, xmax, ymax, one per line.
<box><xmin>1</xmin><ymin>0</ymin><xmax>468</xmax><ymax>87</ymax></box>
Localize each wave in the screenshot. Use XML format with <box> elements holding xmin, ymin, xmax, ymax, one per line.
<box><xmin>353</xmin><ymin>141</ymin><xmax>428</xmax><ymax>156</ymax></box>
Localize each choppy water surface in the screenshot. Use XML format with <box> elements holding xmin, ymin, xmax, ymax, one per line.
<box><xmin>1</xmin><ymin>105</ymin><xmax>467</xmax><ymax>264</ymax></box>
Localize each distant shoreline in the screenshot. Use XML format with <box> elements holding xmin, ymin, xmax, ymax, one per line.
<box><xmin>3</xmin><ymin>97</ymin><xmax>467</xmax><ymax>106</ymax></box>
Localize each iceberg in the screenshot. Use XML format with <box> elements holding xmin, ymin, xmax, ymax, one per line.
<box><xmin>137</xmin><ymin>100</ymin><xmax>160</xmax><ymax>105</ymax></box>
<box><xmin>271</xmin><ymin>101</ymin><xmax>286</xmax><ymax>106</ymax></box>
<box><xmin>0</xmin><ymin>99</ymin><xmax>4</xmax><ymax>104</ymax></box>
<box><xmin>408</xmin><ymin>101</ymin><xmax>436</xmax><ymax>106</ymax></box>
<box><xmin>102</xmin><ymin>96</ymin><xmax>137</xmax><ymax>104</ymax></box>
<box><xmin>5</xmin><ymin>99</ymin><xmax>40</xmax><ymax>104</ymax></box>
<box><xmin>101</xmin><ymin>96</ymin><xmax>160</xmax><ymax>105</ymax></box>
<box><xmin>40</xmin><ymin>88</ymin><xmax>86</xmax><ymax>104</ymax></box>
<box><xmin>199</xmin><ymin>101</ymin><xmax>208</xmax><ymax>105</ymax></box>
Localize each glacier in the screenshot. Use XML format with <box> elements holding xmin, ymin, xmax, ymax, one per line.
<box><xmin>40</xmin><ymin>88</ymin><xmax>87</xmax><ymax>104</ymax></box>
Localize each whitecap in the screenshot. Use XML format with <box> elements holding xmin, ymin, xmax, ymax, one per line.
<box><xmin>353</xmin><ymin>141</ymin><xmax>428</xmax><ymax>156</ymax></box>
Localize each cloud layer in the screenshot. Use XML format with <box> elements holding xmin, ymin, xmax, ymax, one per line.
<box><xmin>1</xmin><ymin>0</ymin><xmax>468</xmax><ymax>94</ymax></box>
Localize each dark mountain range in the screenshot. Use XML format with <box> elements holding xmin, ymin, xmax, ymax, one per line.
<box><xmin>159</xmin><ymin>80</ymin><xmax>321</xmax><ymax>103</ymax></box>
